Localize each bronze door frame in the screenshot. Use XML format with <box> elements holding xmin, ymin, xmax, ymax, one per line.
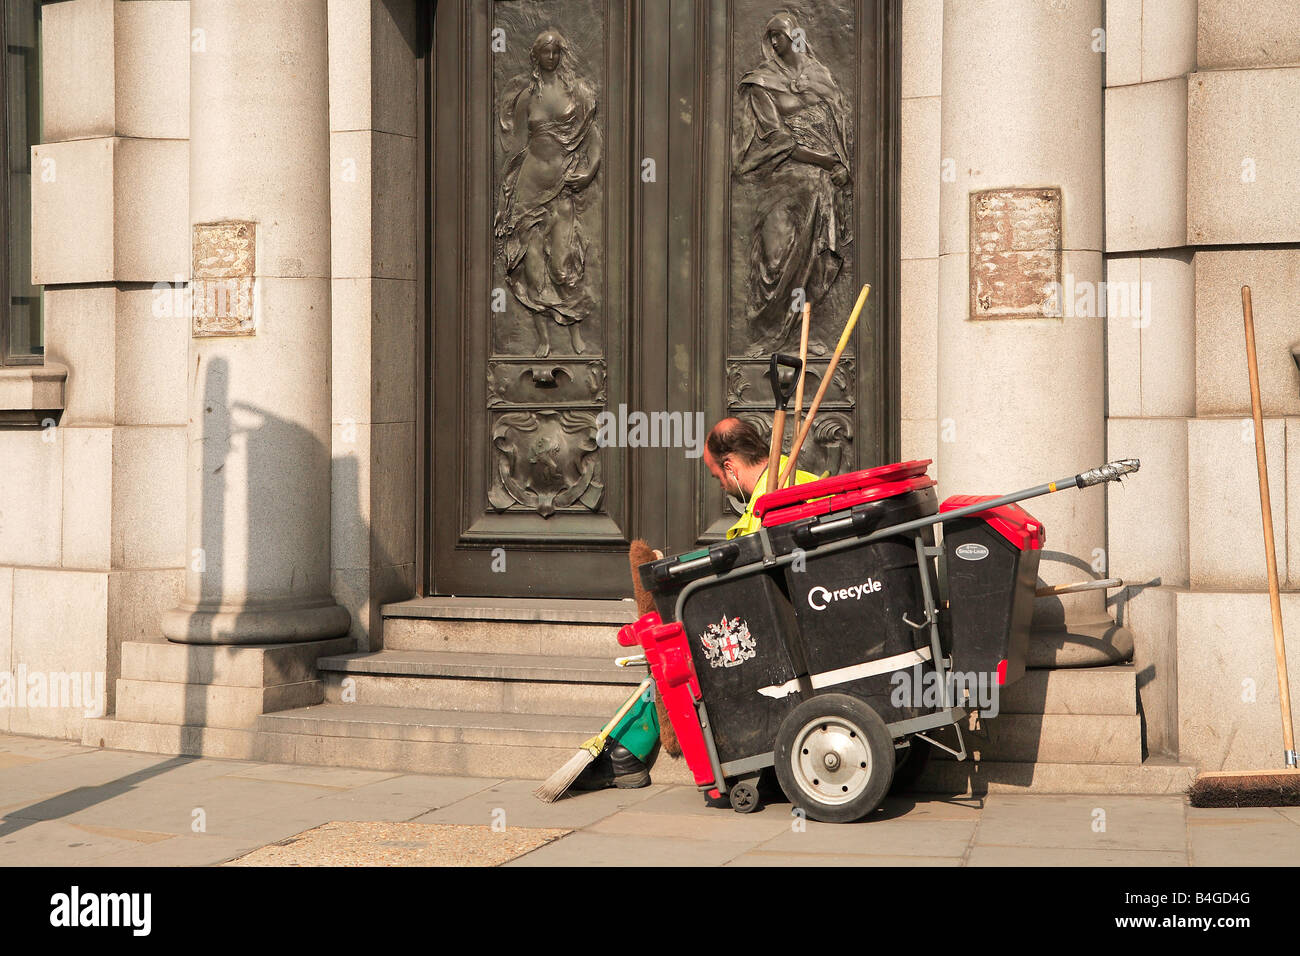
<box><xmin>417</xmin><ymin>0</ymin><xmax>901</xmax><ymax>598</ymax></box>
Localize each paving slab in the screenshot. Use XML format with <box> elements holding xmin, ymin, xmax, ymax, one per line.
<box><xmin>0</xmin><ymin>736</ymin><xmax>93</xmax><ymax>759</ymax></box>
<box><xmin>1</xmin><ymin>731</ymin><xmax>1296</xmax><ymax>867</ymax></box>
<box><xmin>91</xmin><ymin>834</ymin><xmax>267</xmax><ymax>867</ymax></box>
<box><xmin>615</xmin><ymin>784</ymin><xmax>728</xmax><ymax>817</ymax></box>
<box><xmin>1188</xmin><ymin>818</ymin><xmax>1300</xmax><ymax>866</ymax></box>
<box><xmin>973</xmin><ymin>794</ymin><xmax>1187</xmax><ymax>852</ymax></box>
<box><xmin>0</xmin><ymin>748</ymin><xmax>178</xmax><ymax>793</ymax></box>
<box><xmin>226</xmin><ymin>821</ymin><xmax>569</xmax><ymax>867</ymax></box>
<box><xmin>967</xmin><ymin>846</ymin><xmax>1188</xmax><ymax>866</ymax></box>
<box><xmin>588</xmin><ymin>809</ymin><xmax>794</xmax><ymax>843</ymax></box>
<box><xmin>0</xmin><ymin>752</ymin><xmax>41</xmax><ymax>770</ymax></box>
<box><xmin>875</xmin><ymin>795</ymin><xmax>985</xmax><ymax>821</ymax></box>
<box><xmin>1275</xmin><ymin>807</ymin><xmax>1300</xmax><ymax>826</ymax></box>
<box><xmin>414</xmin><ymin>779</ymin><xmax>665</xmax><ymax>829</ymax></box>
<box><xmin>49</xmin><ymin>777</ymin><xmax>365</xmax><ymax>841</ymax></box>
<box><xmin>727</xmin><ymin>850</ymin><xmax>964</xmax><ymax>867</ymax></box>
<box><xmin>504</xmin><ymin>831</ymin><xmax>750</xmax><ymax>867</ymax></box>
<box><xmin>221</xmin><ymin>763</ymin><xmax>400</xmax><ymax>790</ymax></box>
<box><xmin>246</xmin><ymin>798</ymin><xmax>437</xmax><ymax>827</ymax></box>
<box><xmin>0</xmin><ymin>819</ymin><xmax>148</xmax><ymax>866</ymax></box>
<box><xmin>759</xmin><ymin>818</ymin><xmax>978</xmax><ymax>857</ymax></box>
<box><xmin>322</xmin><ymin>773</ymin><xmax>503</xmax><ymax>808</ymax></box>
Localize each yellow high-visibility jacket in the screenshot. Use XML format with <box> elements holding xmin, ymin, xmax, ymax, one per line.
<box><xmin>725</xmin><ymin>455</ymin><xmax>824</xmax><ymax>539</ymax></box>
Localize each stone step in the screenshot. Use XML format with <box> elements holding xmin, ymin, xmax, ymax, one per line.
<box><xmin>115</xmin><ymin>677</ymin><xmax>325</xmax><ymax>730</ymax></box>
<box><xmin>83</xmin><ymin>716</ymin><xmax>262</xmax><ymax>761</ymax></box>
<box><xmin>382</xmin><ymin>597</ymin><xmax>639</xmax><ymax>657</ymax></box>
<box><xmin>258</xmin><ymin>702</ymin><xmax>607</xmax><ymax>748</ymax></box>
<box><xmin>997</xmin><ymin>665</ymin><xmax>1136</xmax><ymax>716</ymax></box>
<box><xmin>120</xmin><ymin>638</ymin><xmax>353</xmax><ymax>686</ymax></box>
<box><xmin>965</xmin><ymin>712</ymin><xmax>1142</xmax><ymax>765</ymax></box>
<box><xmin>318</xmin><ymin>650</ymin><xmax>642</xmax><ymax>717</ymax></box>
<box><xmin>84</xmin><ymin>709</ymin><xmax>696</xmax><ymax>784</ymax></box>
<box><xmin>913</xmin><ymin>754</ymin><xmax>1198</xmax><ymax>795</ymax></box>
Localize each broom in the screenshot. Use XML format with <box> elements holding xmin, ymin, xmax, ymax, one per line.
<box><xmin>1188</xmin><ymin>286</ymin><xmax>1300</xmax><ymax>807</ymax></box>
<box><xmin>533</xmin><ymin>676</ymin><xmax>654</xmax><ymax>803</ymax></box>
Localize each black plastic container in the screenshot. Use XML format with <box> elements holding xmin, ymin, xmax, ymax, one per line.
<box><xmin>940</xmin><ymin>497</ymin><xmax>1042</xmax><ymax>687</ymax></box>
<box><xmin>776</xmin><ymin>487</ymin><xmax>940</xmax><ymax>723</ymax></box>
<box><xmin>675</xmin><ymin>573</ymin><xmax>806</xmax><ymax>764</ymax></box>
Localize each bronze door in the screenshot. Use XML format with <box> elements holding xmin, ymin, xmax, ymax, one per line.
<box><xmin>426</xmin><ymin>0</ymin><xmax>899</xmax><ymax>598</ymax></box>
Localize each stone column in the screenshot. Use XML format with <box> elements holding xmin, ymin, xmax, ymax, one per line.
<box><xmin>937</xmin><ymin>0</ymin><xmax>1128</xmax><ymax>664</ymax></box>
<box><xmin>162</xmin><ymin>0</ymin><xmax>349</xmax><ymax>644</ymax></box>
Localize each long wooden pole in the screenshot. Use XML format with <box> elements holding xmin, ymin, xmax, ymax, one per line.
<box><xmin>785</xmin><ymin>302</ymin><xmax>813</xmax><ymax>488</ymax></box>
<box><xmin>1243</xmin><ymin>285</ymin><xmax>1297</xmax><ymax>766</ymax></box>
<box><xmin>778</xmin><ymin>284</ymin><xmax>870</xmax><ymax>487</ymax></box>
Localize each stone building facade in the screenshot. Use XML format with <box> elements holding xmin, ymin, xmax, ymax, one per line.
<box><xmin>0</xmin><ymin>0</ymin><xmax>1296</xmax><ymax>788</ymax></box>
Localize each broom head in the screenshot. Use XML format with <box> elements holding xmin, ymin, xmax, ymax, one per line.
<box><xmin>533</xmin><ymin>736</ymin><xmax>604</xmax><ymax>803</ymax></box>
<box><xmin>1188</xmin><ymin>767</ymin><xmax>1300</xmax><ymax>808</ymax></box>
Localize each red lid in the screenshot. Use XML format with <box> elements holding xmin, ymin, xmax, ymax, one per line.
<box><xmin>940</xmin><ymin>495</ymin><xmax>1043</xmax><ymax>550</ymax></box>
<box><xmin>762</xmin><ymin>475</ymin><xmax>936</xmax><ymax>527</ymax></box>
<box><xmin>752</xmin><ymin>460</ymin><xmax>932</xmax><ymax>519</ymax></box>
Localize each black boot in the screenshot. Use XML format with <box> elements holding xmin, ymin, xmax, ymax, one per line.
<box><xmin>570</xmin><ymin>744</ymin><xmax>650</xmax><ymax>791</ymax></box>
<box><xmin>609</xmin><ymin>743</ymin><xmax>651</xmax><ymax>789</ymax></box>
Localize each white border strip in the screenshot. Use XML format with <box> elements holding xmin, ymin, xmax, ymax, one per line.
<box><xmin>756</xmin><ymin>646</ymin><xmax>933</xmax><ymax>700</ymax></box>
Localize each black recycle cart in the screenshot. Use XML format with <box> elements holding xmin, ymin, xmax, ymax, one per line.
<box><xmin>628</xmin><ymin>457</ymin><xmax>1139</xmax><ymax>822</ymax></box>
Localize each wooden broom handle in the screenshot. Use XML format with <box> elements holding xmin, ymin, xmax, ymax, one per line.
<box><xmin>779</xmin><ymin>284</ymin><xmax>870</xmax><ymax>487</ymax></box>
<box><xmin>1243</xmin><ymin>285</ymin><xmax>1296</xmax><ymax>758</ymax></box>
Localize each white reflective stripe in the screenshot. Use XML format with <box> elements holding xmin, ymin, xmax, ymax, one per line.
<box><xmin>755</xmin><ymin>646</ymin><xmax>934</xmax><ymax>700</ymax></box>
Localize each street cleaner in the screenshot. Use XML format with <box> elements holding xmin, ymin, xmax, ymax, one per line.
<box><xmin>569</xmin><ymin>416</ymin><xmax>822</xmax><ymax>792</ymax></box>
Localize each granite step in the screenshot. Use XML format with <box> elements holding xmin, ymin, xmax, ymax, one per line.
<box><xmin>381</xmin><ymin>597</ymin><xmax>639</xmax><ymax>657</ymax></box>
<box><xmin>252</xmin><ymin>702</ymin><xmax>701</xmax><ymax>781</ymax></box>
<box><xmin>317</xmin><ymin>650</ymin><xmax>643</xmax><ymax>717</ymax></box>
<box><xmin>913</xmin><ymin>754</ymin><xmax>1198</xmax><ymax>796</ymax></box>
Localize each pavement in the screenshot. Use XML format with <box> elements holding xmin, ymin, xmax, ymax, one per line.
<box><xmin>1</xmin><ymin>732</ymin><xmax>1298</xmax><ymax>866</ymax></box>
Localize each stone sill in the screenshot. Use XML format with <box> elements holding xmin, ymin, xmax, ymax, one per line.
<box><xmin>0</xmin><ymin>363</ymin><xmax>67</xmax><ymax>424</ymax></box>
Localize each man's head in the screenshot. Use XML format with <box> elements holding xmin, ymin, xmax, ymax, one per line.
<box><xmin>704</xmin><ymin>417</ymin><xmax>770</xmax><ymax>499</ymax></box>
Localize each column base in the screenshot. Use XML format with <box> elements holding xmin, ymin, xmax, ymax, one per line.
<box><xmin>1027</xmin><ymin>616</ymin><xmax>1135</xmax><ymax>668</ymax></box>
<box><xmin>161</xmin><ymin>598</ymin><xmax>351</xmax><ymax>645</ymax></box>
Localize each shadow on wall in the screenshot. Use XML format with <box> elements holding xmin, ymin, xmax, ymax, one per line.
<box><xmin>173</xmin><ymin>356</ymin><xmax>401</xmax><ymax>753</ymax></box>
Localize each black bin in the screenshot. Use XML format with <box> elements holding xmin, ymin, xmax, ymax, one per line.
<box><xmin>940</xmin><ymin>496</ymin><xmax>1042</xmax><ymax>687</ymax></box>
<box><xmin>773</xmin><ymin>486</ymin><xmax>942</xmax><ymax>724</ymax></box>
<box><xmin>640</xmin><ymin>542</ymin><xmax>806</xmax><ymax>765</ymax></box>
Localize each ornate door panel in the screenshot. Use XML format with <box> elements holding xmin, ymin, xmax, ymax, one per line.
<box><xmin>428</xmin><ymin>0</ymin><xmax>897</xmax><ymax>597</ymax></box>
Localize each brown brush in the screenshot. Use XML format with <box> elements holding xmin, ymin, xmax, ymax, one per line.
<box><xmin>1188</xmin><ymin>287</ymin><xmax>1300</xmax><ymax>807</ymax></box>
<box><xmin>629</xmin><ymin>539</ymin><xmax>680</xmax><ymax>758</ymax></box>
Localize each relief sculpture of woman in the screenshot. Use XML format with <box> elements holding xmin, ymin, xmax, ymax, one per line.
<box><xmin>495</xmin><ymin>29</ymin><xmax>602</xmax><ymax>357</ymax></box>
<box><xmin>734</xmin><ymin>13</ymin><xmax>853</xmax><ymax>357</ymax></box>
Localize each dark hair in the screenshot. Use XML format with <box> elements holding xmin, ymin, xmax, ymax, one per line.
<box><xmin>706</xmin><ymin>417</ymin><xmax>769</xmax><ymax>467</ymax></box>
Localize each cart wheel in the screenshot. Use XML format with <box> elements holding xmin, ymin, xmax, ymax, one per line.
<box><xmin>729</xmin><ymin>782</ymin><xmax>761</xmax><ymax>814</ymax></box>
<box><xmin>889</xmin><ymin>737</ymin><xmax>933</xmax><ymax>795</ymax></box>
<box><xmin>774</xmin><ymin>694</ymin><xmax>894</xmax><ymax>824</ymax></box>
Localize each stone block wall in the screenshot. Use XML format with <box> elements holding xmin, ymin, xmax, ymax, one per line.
<box><xmin>898</xmin><ymin>0</ymin><xmax>941</xmax><ymax>475</ymax></box>
<box><xmin>327</xmin><ymin>0</ymin><xmax>422</xmax><ymax>650</ymax></box>
<box><xmin>1</xmin><ymin>0</ymin><xmax>191</xmax><ymax>737</ymax></box>
<box><xmin>1105</xmin><ymin>0</ymin><xmax>1300</xmax><ymax>768</ymax></box>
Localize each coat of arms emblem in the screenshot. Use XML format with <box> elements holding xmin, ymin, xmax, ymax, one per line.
<box><xmin>700</xmin><ymin>615</ymin><xmax>756</xmax><ymax>668</ymax></box>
